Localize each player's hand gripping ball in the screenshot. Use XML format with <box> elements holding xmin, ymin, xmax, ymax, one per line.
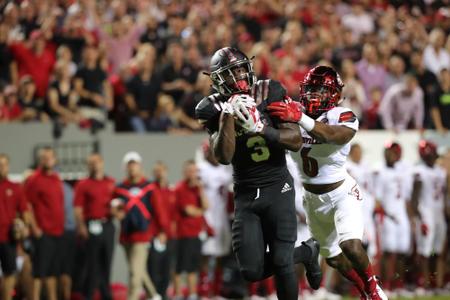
<box><xmin>228</xmin><ymin>94</ymin><xmax>264</xmax><ymax>133</ymax></box>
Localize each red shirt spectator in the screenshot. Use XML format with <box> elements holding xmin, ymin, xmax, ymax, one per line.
<box><xmin>9</xmin><ymin>30</ymin><xmax>56</xmax><ymax>98</ymax></box>
<box><xmin>0</xmin><ymin>178</ymin><xmax>27</xmax><ymax>243</ymax></box>
<box><xmin>115</xmin><ymin>178</ymin><xmax>169</xmax><ymax>243</ymax></box>
<box><xmin>74</xmin><ymin>176</ymin><xmax>115</xmax><ymax>220</ymax></box>
<box><xmin>155</xmin><ymin>182</ymin><xmax>178</xmax><ymax>239</ymax></box>
<box><xmin>175</xmin><ymin>180</ymin><xmax>204</xmax><ymax>238</ymax></box>
<box><xmin>25</xmin><ymin>168</ymin><xmax>64</xmax><ymax>236</ymax></box>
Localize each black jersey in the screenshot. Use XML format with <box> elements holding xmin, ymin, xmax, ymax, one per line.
<box><xmin>195</xmin><ymin>79</ymin><xmax>290</xmax><ymax>188</ymax></box>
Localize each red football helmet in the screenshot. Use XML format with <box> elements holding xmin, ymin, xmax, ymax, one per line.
<box><xmin>418</xmin><ymin>140</ymin><xmax>438</xmax><ymax>161</ymax></box>
<box><xmin>300</xmin><ymin>66</ymin><xmax>344</xmax><ymax>118</ymax></box>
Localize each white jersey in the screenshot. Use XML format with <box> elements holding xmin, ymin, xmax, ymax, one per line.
<box><xmin>413</xmin><ymin>163</ymin><xmax>447</xmax><ymax>214</ymax></box>
<box><xmin>299</xmin><ymin>107</ymin><xmax>359</xmax><ymax>184</ymax></box>
<box><xmin>375</xmin><ymin>166</ymin><xmax>409</xmax><ymax>217</ymax></box>
<box><xmin>346</xmin><ymin>160</ymin><xmax>374</xmax><ymax>194</ymax></box>
<box><xmin>395</xmin><ymin>160</ymin><xmax>414</xmax><ymax>201</ymax></box>
<box><xmin>198</xmin><ymin>160</ymin><xmax>233</xmax><ymax>256</ymax></box>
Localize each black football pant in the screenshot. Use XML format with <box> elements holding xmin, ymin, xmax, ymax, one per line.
<box><xmin>83</xmin><ymin>220</ymin><xmax>115</xmax><ymax>300</ymax></box>
<box><xmin>232</xmin><ymin>175</ymin><xmax>298</xmax><ymax>300</ymax></box>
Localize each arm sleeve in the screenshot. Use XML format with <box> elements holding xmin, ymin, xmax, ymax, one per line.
<box><xmin>195</xmin><ymin>96</ymin><xmax>222</xmax><ymax>134</ymax></box>
<box><xmin>24</xmin><ymin>177</ymin><xmax>36</xmax><ymax>208</ymax></box>
<box><xmin>328</xmin><ymin>107</ymin><xmax>359</xmax><ymax>131</ymax></box>
<box><xmin>379</xmin><ymin>88</ymin><xmax>395</xmax><ymax>129</ymax></box>
<box><xmin>152</xmin><ymin>189</ymin><xmax>169</xmax><ymax>233</ymax></box>
<box><xmin>73</xmin><ymin>181</ymin><xmax>86</xmax><ymax>208</ymax></box>
<box><xmin>414</xmin><ymin>89</ymin><xmax>424</xmax><ymax>129</ymax></box>
<box><xmin>16</xmin><ymin>185</ymin><xmax>28</xmax><ymax>213</ymax></box>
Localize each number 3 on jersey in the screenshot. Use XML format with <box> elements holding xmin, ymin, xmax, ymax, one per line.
<box><xmin>247</xmin><ymin>136</ymin><xmax>270</xmax><ymax>162</ymax></box>
<box><xmin>301</xmin><ymin>148</ymin><xmax>318</xmax><ymax>177</ymax></box>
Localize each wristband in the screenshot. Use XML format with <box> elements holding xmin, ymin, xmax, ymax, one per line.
<box><xmin>262</xmin><ymin>126</ymin><xmax>280</xmax><ymax>144</ymax></box>
<box><xmin>298</xmin><ymin>114</ymin><xmax>315</xmax><ymax>132</ymax></box>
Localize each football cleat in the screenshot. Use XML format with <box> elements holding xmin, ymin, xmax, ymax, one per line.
<box><xmin>300</xmin><ymin>238</ymin><xmax>322</xmax><ymax>290</ymax></box>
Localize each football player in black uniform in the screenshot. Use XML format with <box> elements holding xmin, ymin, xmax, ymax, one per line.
<box><xmin>195</xmin><ymin>47</ymin><xmax>321</xmax><ymax>300</ymax></box>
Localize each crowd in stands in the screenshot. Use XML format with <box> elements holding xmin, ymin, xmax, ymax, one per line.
<box><xmin>0</xmin><ymin>0</ymin><xmax>449</xmax><ymax>132</ymax></box>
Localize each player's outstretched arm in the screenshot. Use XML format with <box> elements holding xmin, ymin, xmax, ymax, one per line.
<box><xmin>308</xmin><ymin>122</ymin><xmax>355</xmax><ymax>145</ymax></box>
<box><xmin>267</xmin><ymin>101</ymin><xmax>355</xmax><ymax>145</ymax></box>
<box><xmin>211</xmin><ymin>112</ymin><xmax>236</xmax><ymax>165</ymax></box>
<box><xmin>267</xmin><ymin>122</ymin><xmax>302</xmax><ymax>151</ymax></box>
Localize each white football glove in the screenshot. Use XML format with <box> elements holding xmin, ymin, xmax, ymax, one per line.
<box><xmin>214</xmin><ymin>101</ymin><xmax>234</xmax><ymax>114</ymax></box>
<box><xmin>228</xmin><ymin>94</ymin><xmax>255</xmax><ymax>122</ymax></box>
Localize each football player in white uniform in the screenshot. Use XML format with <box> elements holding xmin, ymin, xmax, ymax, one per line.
<box><xmin>267</xmin><ymin>65</ymin><xmax>387</xmax><ymax>300</ymax></box>
<box><xmin>411</xmin><ymin>141</ymin><xmax>448</xmax><ymax>292</ymax></box>
<box><xmin>197</xmin><ymin>141</ymin><xmax>233</xmax><ymax>297</ymax></box>
<box><xmin>374</xmin><ymin>142</ymin><xmax>411</xmax><ymax>295</ymax></box>
<box><xmin>346</xmin><ymin>144</ymin><xmax>377</xmax><ymax>261</ymax></box>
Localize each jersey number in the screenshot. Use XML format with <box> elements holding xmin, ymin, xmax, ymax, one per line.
<box><xmin>247</xmin><ymin>136</ymin><xmax>270</xmax><ymax>162</ymax></box>
<box><xmin>301</xmin><ymin>148</ymin><xmax>319</xmax><ymax>177</ymax></box>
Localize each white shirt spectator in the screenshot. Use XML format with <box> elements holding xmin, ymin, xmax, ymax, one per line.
<box><xmin>379</xmin><ymin>81</ymin><xmax>424</xmax><ymax>130</ymax></box>
<box><xmin>423</xmin><ymin>45</ymin><xmax>450</xmax><ymax>75</ymax></box>
<box><xmin>341</xmin><ymin>7</ymin><xmax>374</xmax><ymax>39</ymax></box>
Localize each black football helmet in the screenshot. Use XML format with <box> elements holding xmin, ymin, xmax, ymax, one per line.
<box><xmin>300</xmin><ymin>65</ymin><xmax>344</xmax><ymax>118</ymax></box>
<box><xmin>208</xmin><ymin>47</ymin><xmax>256</xmax><ymax>96</ymax></box>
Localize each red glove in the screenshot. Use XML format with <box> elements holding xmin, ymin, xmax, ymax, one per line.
<box><xmin>420</xmin><ymin>223</ymin><xmax>429</xmax><ymax>236</ymax></box>
<box><xmin>267</xmin><ymin>101</ymin><xmax>302</xmax><ymax>123</ymax></box>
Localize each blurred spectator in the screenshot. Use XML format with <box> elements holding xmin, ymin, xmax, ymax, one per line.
<box><xmin>113</xmin><ymin>151</ymin><xmax>168</xmax><ymax>300</ymax></box>
<box><xmin>148</xmin><ymin>161</ymin><xmax>178</xmax><ymax>299</ymax></box>
<box><xmin>125</xmin><ymin>44</ymin><xmax>160</xmax><ymax>133</ymax></box>
<box><xmin>0</xmin><ymin>23</ymin><xmax>18</xmax><ymax>86</ymax></box>
<box><xmin>409</xmin><ymin>51</ymin><xmax>439</xmax><ymax>129</ymax></box>
<box><xmin>74</xmin><ymin>153</ymin><xmax>115</xmax><ymax>300</ymax></box>
<box><xmin>174</xmin><ymin>160</ymin><xmax>209</xmax><ymax>300</ymax></box>
<box><xmin>341</xmin><ymin>3</ymin><xmax>375</xmax><ymax>40</ymax></box>
<box><xmin>47</xmin><ymin>61</ymin><xmax>80</xmax><ymax>123</ymax></box>
<box><xmin>423</xmin><ymin>28</ymin><xmax>450</xmax><ymax>76</ymax></box>
<box><xmin>0</xmin><ymin>85</ymin><xmax>22</xmax><ymax>122</ymax></box>
<box><xmin>181</xmin><ymin>74</ymin><xmax>212</xmax><ymax>120</ymax></box>
<box><xmin>59</xmin><ymin>182</ymin><xmax>76</xmax><ymax>300</ymax></box>
<box><xmin>356</xmin><ymin>43</ymin><xmax>386</xmax><ymax>107</ymax></box>
<box><xmin>9</xmin><ymin>29</ymin><xmax>56</xmax><ymax>98</ymax></box>
<box><xmin>364</xmin><ymin>87</ymin><xmax>383</xmax><ymax>129</ymax></box>
<box><xmin>56</xmin><ymin>45</ymin><xmax>77</xmax><ymax>76</ymax></box>
<box><xmin>385</xmin><ymin>55</ymin><xmax>406</xmax><ymax>89</ymax></box>
<box><xmin>379</xmin><ymin>74</ymin><xmax>424</xmax><ymax>131</ymax></box>
<box><xmin>18</xmin><ymin>76</ymin><xmax>48</xmax><ymax>122</ymax></box>
<box><xmin>340</xmin><ymin>59</ymin><xmax>366</xmax><ymax>120</ymax></box>
<box><xmin>74</xmin><ymin>46</ymin><xmax>113</xmax><ymax>123</ymax></box>
<box><xmin>0</xmin><ymin>153</ymin><xmax>29</xmax><ymax>300</ymax></box>
<box><xmin>25</xmin><ymin>147</ymin><xmax>64</xmax><ymax>300</ymax></box>
<box><xmin>91</xmin><ymin>6</ymin><xmax>146</xmax><ymax>74</ymax></box>
<box><xmin>431</xmin><ymin>69</ymin><xmax>450</xmax><ymax>134</ymax></box>
<box><xmin>331</xmin><ymin>28</ymin><xmax>362</xmax><ymax>68</ymax></box>
<box><xmin>160</xmin><ymin>42</ymin><xmax>196</xmax><ymax>105</ymax></box>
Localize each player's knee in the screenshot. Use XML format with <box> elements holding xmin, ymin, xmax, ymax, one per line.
<box><xmin>240</xmin><ymin>266</ymin><xmax>264</xmax><ymax>282</ymax></box>
<box><xmin>272</xmin><ymin>250</ymin><xmax>294</xmax><ymax>276</ymax></box>
<box><xmin>340</xmin><ymin>239</ymin><xmax>364</xmax><ymax>259</ymax></box>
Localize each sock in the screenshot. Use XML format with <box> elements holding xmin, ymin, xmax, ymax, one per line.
<box><xmin>363</xmin><ymin>264</ymin><xmax>377</xmax><ymax>294</ymax></box>
<box><xmin>274</xmin><ymin>271</ymin><xmax>298</xmax><ymax>300</ymax></box>
<box><xmin>248</xmin><ymin>282</ymin><xmax>258</xmax><ymax>296</ymax></box>
<box><xmin>343</xmin><ymin>269</ymin><xmax>366</xmax><ymax>296</ymax></box>
<box><xmin>264</xmin><ymin>277</ymin><xmax>275</xmax><ymax>295</ymax></box>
